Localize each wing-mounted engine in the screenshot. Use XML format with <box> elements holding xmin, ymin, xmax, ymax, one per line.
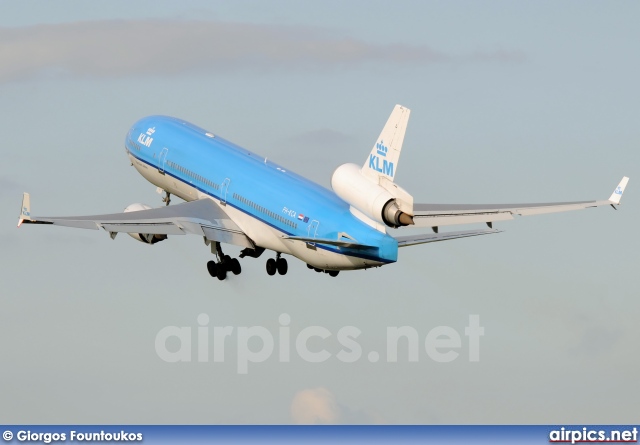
<box><xmin>331</xmin><ymin>163</ymin><xmax>414</xmax><ymax>228</ymax></box>
<box><xmin>123</xmin><ymin>203</ymin><xmax>167</xmax><ymax>244</ymax></box>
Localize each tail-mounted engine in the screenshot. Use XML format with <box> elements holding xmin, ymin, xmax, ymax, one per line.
<box><xmin>331</xmin><ymin>163</ymin><xmax>414</xmax><ymax>228</ymax></box>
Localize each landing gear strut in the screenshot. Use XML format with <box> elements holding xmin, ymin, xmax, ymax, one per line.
<box><xmin>162</xmin><ymin>190</ymin><xmax>171</xmax><ymax>206</ymax></box>
<box><xmin>205</xmin><ymin>240</ymin><xmax>241</xmax><ymax>280</ymax></box>
<box><xmin>266</xmin><ymin>253</ymin><xmax>287</xmax><ymax>276</ymax></box>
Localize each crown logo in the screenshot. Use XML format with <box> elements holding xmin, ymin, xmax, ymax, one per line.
<box><xmin>376</xmin><ymin>140</ymin><xmax>388</xmax><ymax>157</ymax></box>
<box><xmin>146</xmin><ymin>127</ymin><xmax>156</xmax><ymax>136</ymax></box>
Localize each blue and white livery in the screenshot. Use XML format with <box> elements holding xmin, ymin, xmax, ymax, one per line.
<box><xmin>17</xmin><ymin>105</ymin><xmax>629</xmax><ymax>280</ymax></box>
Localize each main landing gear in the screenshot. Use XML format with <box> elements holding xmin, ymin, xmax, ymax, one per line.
<box><xmin>266</xmin><ymin>253</ymin><xmax>288</xmax><ymax>276</ymax></box>
<box><xmin>306</xmin><ymin>263</ymin><xmax>339</xmax><ymax>277</ymax></box>
<box><xmin>206</xmin><ymin>241</ymin><xmax>241</xmax><ymax>281</ymax></box>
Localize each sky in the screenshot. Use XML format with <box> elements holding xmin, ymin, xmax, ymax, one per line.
<box><xmin>0</xmin><ymin>0</ymin><xmax>639</xmax><ymax>424</ymax></box>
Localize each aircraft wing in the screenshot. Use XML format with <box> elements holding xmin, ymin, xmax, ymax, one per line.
<box><xmin>394</xmin><ymin>228</ymin><xmax>501</xmax><ymax>247</ymax></box>
<box><xmin>411</xmin><ymin>177</ymin><xmax>629</xmax><ymax>228</ymax></box>
<box><xmin>17</xmin><ymin>194</ymin><xmax>254</xmax><ymax>248</ymax></box>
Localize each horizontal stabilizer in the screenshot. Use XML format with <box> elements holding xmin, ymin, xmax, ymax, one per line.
<box><xmin>394</xmin><ymin>228</ymin><xmax>501</xmax><ymax>247</ymax></box>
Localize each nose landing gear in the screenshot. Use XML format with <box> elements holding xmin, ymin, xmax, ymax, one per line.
<box><xmin>161</xmin><ymin>190</ymin><xmax>171</xmax><ymax>206</ymax></box>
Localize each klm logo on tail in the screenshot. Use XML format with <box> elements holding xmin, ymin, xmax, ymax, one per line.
<box><xmin>376</xmin><ymin>140</ymin><xmax>388</xmax><ymax>157</ymax></box>
<box><xmin>370</xmin><ymin>140</ymin><xmax>394</xmax><ymax>176</ymax></box>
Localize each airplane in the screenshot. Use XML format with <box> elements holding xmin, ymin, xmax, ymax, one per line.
<box><xmin>17</xmin><ymin>105</ymin><xmax>629</xmax><ymax>280</ymax></box>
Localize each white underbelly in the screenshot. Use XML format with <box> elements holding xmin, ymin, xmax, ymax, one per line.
<box><xmin>130</xmin><ymin>154</ymin><xmax>385</xmax><ymax>271</ymax></box>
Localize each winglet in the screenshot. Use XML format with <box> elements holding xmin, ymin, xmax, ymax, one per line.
<box><xmin>17</xmin><ymin>192</ymin><xmax>31</xmax><ymax>227</ymax></box>
<box><xmin>608</xmin><ymin>176</ymin><xmax>629</xmax><ymax>205</ymax></box>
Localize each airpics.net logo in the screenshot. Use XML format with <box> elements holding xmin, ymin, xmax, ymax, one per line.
<box><xmin>154</xmin><ymin>314</ymin><xmax>484</xmax><ymax>374</ymax></box>
<box><xmin>549</xmin><ymin>427</ymin><xmax>638</xmax><ymax>444</ymax></box>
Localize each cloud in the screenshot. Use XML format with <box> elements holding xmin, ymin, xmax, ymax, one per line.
<box><xmin>0</xmin><ymin>20</ymin><xmax>523</xmax><ymax>83</ymax></box>
<box><xmin>290</xmin><ymin>387</ymin><xmax>382</xmax><ymax>425</ymax></box>
<box><xmin>290</xmin><ymin>387</ymin><xmax>340</xmax><ymax>424</ymax></box>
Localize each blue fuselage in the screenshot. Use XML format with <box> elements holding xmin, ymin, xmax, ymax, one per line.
<box><xmin>124</xmin><ymin>116</ymin><xmax>398</xmax><ymax>265</ymax></box>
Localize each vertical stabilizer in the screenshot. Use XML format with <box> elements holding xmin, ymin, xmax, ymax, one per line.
<box><xmin>361</xmin><ymin>104</ymin><xmax>410</xmax><ymax>183</ymax></box>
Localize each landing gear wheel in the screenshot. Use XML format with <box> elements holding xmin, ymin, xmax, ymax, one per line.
<box><xmin>266</xmin><ymin>258</ymin><xmax>277</xmax><ymax>276</ymax></box>
<box><xmin>314</xmin><ymin>267</ymin><xmax>322</xmax><ymax>273</ymax></box>
<box><xmin>207</xmin><ymin>260</ymin><xmax>218</xmax><ymax>277</ymax></box>
<box><xmin>328</xmin><ymin>270</ymin><xmax>339</xmax><ymax>277</ymax></box>
<box><xmin>231</xmin><ymin>258</ymin><xmax>241</xmax><ymax>275</ymax></box>
<box><xmin>307</xmin><ymin>264</ymin><xmax>313</xmax><ymax>269</ymax></box>
<box><xmin>276</xmin><ymin>257</ymin><xmax>288</xmax><ymax>275</ymax></box>
<box><xmin>216</xmin><ymin>267</ymin><xmax>227</xmax><ymax>281</ymax></box>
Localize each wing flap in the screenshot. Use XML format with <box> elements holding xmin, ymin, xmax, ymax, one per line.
<box><xmin>413</xmin><ymin>211</ymin><xmax>514</xmax><ymax>228</ymax></box>
<box><xmin>202</xmin><ymin>226</ymin><xmax>254</xmax><ymax>248</ymax></box>
<box><xmin>395</xmin><ymin>228</ymin><xmax>501</xmax><ymax>247</ymax></box>
<box><xmin>100</xmin><ymin>222</ymin><xmax>185</xmax><ymax>235</ymax></box>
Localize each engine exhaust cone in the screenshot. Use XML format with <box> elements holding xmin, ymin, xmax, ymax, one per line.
<box><xmin>398</xmin><ymin>212</ymin><xmax>414</xmax><ymax>226</ymax></box>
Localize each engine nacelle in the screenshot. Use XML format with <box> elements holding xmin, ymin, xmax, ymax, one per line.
<box><xmin>331</xmin><ymin>163</ymin><xmax>414</xmax><ymax>228</ymax></box>
<box><xmin>123</xmin><ymin>203</ymin><xmax>167</xmax><ymax>244</ymax></box>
